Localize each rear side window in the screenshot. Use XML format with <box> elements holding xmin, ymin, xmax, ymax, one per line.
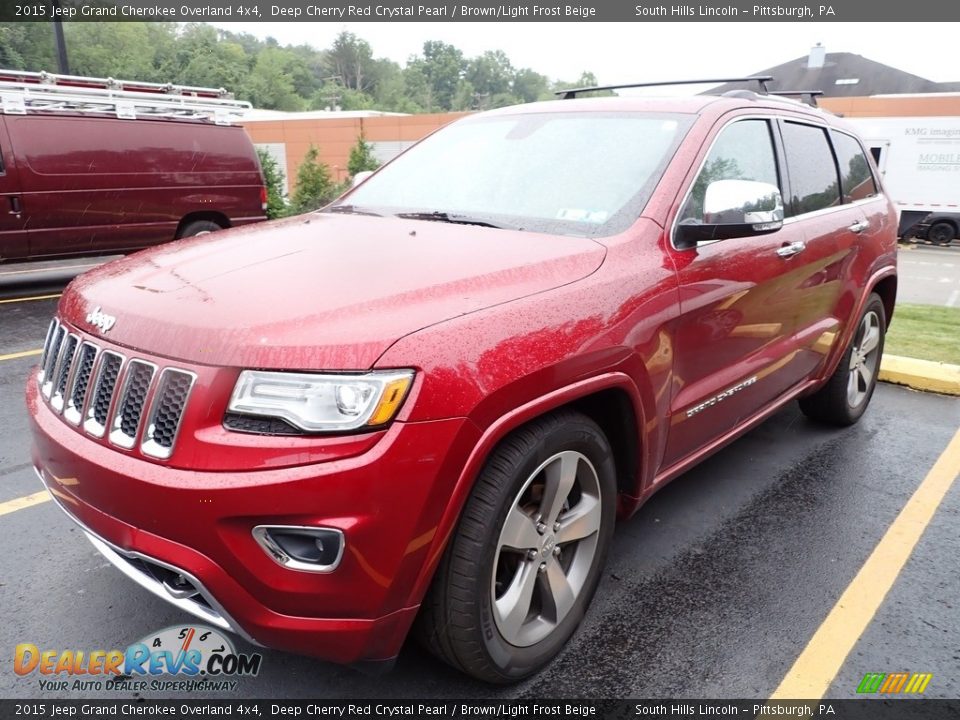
<box><xmin>832</xmin><ymin>132</ymin><xmax>878</xmax><ymax>202</ymax></box>
<box><xmin>782</xmin><ymin>122</ymin><xmax>840</xmax><ymax>216</ymax></box>
<box><xmin>679</xmin><ymin>119</ymin><xmax>779</xmax><ymax>223</ymax></box>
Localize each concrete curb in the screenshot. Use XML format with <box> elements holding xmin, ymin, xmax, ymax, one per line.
<box><xmin>879</xmin><ymin>354</ymin><xmax>960</xmax><ymax>396</ymax></box>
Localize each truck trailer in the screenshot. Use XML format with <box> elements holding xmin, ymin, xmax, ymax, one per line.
<box><xmin>848</xmin><ymin>116</ymin><xmax>960</xmax><ymax>244</ymax></box>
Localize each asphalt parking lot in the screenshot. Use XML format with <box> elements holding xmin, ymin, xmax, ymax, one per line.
<box><xmin>898</xmin><ymin>242</ymin><xmax>960</xmax><ymax>307</ymax></box>
<box><xmin>1</xmin><ymin>260</ymin><xmax>958</xmax><ymax>701</ymax></box>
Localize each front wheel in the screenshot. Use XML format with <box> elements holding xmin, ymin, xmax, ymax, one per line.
<box><xmin>799</xmin><ymin>293</ymin><xmax>886</xmax><ymax>426</ymax></box>
<box><xmin>416</xmin><ymin>411</ymin><xmax>616</xmax><ymax>683</ymax></box>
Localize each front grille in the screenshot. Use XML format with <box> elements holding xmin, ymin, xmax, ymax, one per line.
<box><xmin>41</xmin><ymin>324</ymin><xmax>66</xmax><ymax>395</ymax></box>
<box><xmin>85</xmin><ymin>351</ymin><xmax>123</xmax><ymax>436</ymax></box>
<box><xmin>142</xmin><ymin>369</ymin><xmax>196</xmax><ymax>459</ymax></box>
<box><xmin>110</xmin><ymin>360</ymin><xmax>156</xmax><ymax>448</ymax></box>
<box><xmin>64</xmin><ymin>342</ymin><xmax>97</xmax><ymax>425</ymax></box>
<box><xmin>38</xmin><ymin>318</ymin><xmax>196</xmax><ymax>460</ymax></box>
<box><xmin>50</xmin><ymin>334</ymin><xmax>79</xmax><ymax>412</ymax></box>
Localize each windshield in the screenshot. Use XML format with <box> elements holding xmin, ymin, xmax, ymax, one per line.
<box><xmin>333</xmin><ymin>111</ymin><xmax>693</xmax><ymax>237</ymax></box>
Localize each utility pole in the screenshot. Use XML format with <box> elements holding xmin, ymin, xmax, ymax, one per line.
<box><xmin>50</xmin><ymin>0</ymin><xmax>70</xmax><ymax>74</ymax></box>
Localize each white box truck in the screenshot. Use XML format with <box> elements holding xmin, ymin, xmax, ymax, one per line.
<box><xmin>847</xmin><ymin>116</ymin><xmax>960</xmax><ymax>244</ymax></box>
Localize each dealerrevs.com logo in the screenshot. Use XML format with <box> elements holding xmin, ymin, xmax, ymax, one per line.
<box><xmin>14</xmin><ymin>625</ymin><xmax>263</xmax><ymax>693</ymax></box>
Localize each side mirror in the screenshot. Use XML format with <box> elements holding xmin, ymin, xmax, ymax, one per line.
<box><xmin>676</xmin><ymin>179</ymin><xmax>784</xmax><ymax>247</ymax></box>
<box><xmin>351</xmin><ymin>170</ymin><xmax>374</xmax><ymax>188</ymax></box>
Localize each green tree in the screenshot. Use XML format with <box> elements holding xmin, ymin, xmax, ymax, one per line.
<box><xmin>241</xmin><ymin>47</ymin><xmax>304</xmax><ymax>110</ymax></box>
<box><xmin>290</xmin><ymin>146</ymin><xmax>337</xmax><ymax>214</ymax></box>
<box><xmin>465</xmin><ymin>50</ymin><xmax>516</xmax><ymax>108</ymax></box>
<box><xmin>347</xmin><ymin>133</ymin><xmax>380</xmax><ymax>178</ymax></box>
<box><xmin>66</xmin><ymin>22</ymin><xmax>176</xmax><ymax>82</ymax></box>
<box><xmin>256</xmin><ymin>147</ymin><xmax>288</xmax><ymax>219</ymax></box>
<box><xmin>325</xmin><ymin>31</ymin><xmax>374</xmax><ymax>92</ymax></box>
<box><xmin>407</xmin><ymin>41</ymin><xmax>464</xmax><ymax>111</ymax></box>
<box><xmin>512</xmin><ymin>68</ymin><xmax>549</xmax><ymax>104</ymax></box>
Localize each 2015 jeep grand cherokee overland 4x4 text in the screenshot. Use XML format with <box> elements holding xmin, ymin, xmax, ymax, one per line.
<box><xmin>28</xmin><ymin>89</ymin><xmax>897</xmax><ymax>683</ymax></box>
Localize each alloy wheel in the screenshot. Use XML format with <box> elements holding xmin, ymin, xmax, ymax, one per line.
<box><xmin>491</xmin><ymin>450</ymin><xmax>602</xmax><ymax>647</ymax></box>
<box><xmin>847</xmin><ymin>310</ymin><xmax>881</xmax><ymax>408</ymax></box>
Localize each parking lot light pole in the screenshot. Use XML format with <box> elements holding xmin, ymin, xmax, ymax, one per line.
<box><xmin>51</xmin><ymin>0</ymin><xmax>70</xmax><ymax>74</ymax></box>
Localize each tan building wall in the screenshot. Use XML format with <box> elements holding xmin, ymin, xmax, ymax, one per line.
<box><xmin>241</xmin><ymin>112</ymin><xmax>469</xmax><ymax>192</ymax></box>
<box><xmin>821</xmin><ymin>94</ymin><xmax>960</xmax><ymax>117</ymax></box>
<box><xmin>243</xmin><ymin>95</ymin><xmax>960</xmax><ymax>193</ymax></box>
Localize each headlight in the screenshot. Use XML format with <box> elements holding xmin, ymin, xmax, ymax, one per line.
<box><xmin>227</xmin><ymin>370</ymin><xmax>414</xmax><ymax>433</ymax></box>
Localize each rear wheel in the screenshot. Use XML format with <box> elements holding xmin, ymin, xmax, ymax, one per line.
<box><xmin>799</xmin><ymin>293</ymin><xmax>886</xmax><ymax>426</ymax></box>
<box><xmin>178</xmin><ymin>220</ymin><xmax>223</xmax><ymax>238</ymax></box>
<box><xmin>927</xmin><ymin>221</ymin><xmax>956</xmax><ymax>245</ymax></box>
<box><xmin>416</xmin><ymin>411</ymin><xmax>616</xmax><ymax>683</ymax></box>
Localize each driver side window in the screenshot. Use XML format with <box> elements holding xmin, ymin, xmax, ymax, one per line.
<box><xmin>680</xmin><ymin>119</ymin><xmax>779</xmax><ymax>223</ymax></box>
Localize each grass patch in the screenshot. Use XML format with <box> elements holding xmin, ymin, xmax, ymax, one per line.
<box><xmin>885</xmin><ymin>303</ymin><xmax>960</xmax><ymax>365</ymax></box>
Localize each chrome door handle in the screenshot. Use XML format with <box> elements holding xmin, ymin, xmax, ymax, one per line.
<box><xmin>776</xmin><ymin>241</ymin><xmax>806</xmax><ymax>258</ymax></box>
<box><xmin>848</xmin><ymin>219</ymin><xmax>869</xmax><ymax>233</ymax></box>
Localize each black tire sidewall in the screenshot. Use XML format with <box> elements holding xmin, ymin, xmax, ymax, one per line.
<box><xmin>929</xmin><ymin>222</ymin><xmax>956</xmax><ymax>245</ymax></box>
<box><xmin>180</xmin><ymin>220</ymin><xmax>222</xmax><ymax>238</ymax></box>
<box><xmin>472</xmin><ymin>417</ymin><xmax>617</xmax><ymax>681</ymax></box>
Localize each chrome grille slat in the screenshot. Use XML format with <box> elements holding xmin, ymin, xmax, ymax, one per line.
<box><xmin>38</xmin><ymin>319</ymin><xmax>58</xmax><ymax>383</ymax></box>
<box><xmin>109</xmin><ymin>360</ymin><xmax>156</xmax><ymax>449</ymax></box>
<box><xmin>50</xmin><ymin>333</ymin><xmax>79</xmax><ymax>412</ymax></box>
<box><xmin>142</xmin><ymin>369</ymin><xmax>196</xmax><ymax>459</ymax></box>
<box><xmin>40</xmin><ymin>317</ymin><xmax>194</xmax><ymax>459</ymax></box>
<box><xmin>41</xmin><ymin>324</ymin><xmax>66</xmax><ymax>397</ymax></box>
<box><xmin>84</xmin><ymin>351</ymin><xmax>124</xmax><ymax>438</ymax></box>
<box><xmin>64</xmin><ymin>343</ymin><xmax>99</xmax><ymax>426</ymax></box>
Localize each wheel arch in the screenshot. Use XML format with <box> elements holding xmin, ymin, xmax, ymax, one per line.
<box><xmin>871</xmin><ymin>274</ymin><xmax>898</xmax><ymax>327</ymax></box>
<box><xmin>813</xmin><ymin>269</ymin><xmax>897</xmax><ymax>389</ymax></box>
<box><xmin>404</xmin><ymin>371</ymin><xmax>648</xmax><ymax>609</ymax></box>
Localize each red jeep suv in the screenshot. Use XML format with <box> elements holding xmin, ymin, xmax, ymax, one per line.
<box><xmin>28</xmin><ymin>88</ymin><xmax>897</xmax><ymax>683</ymax></box>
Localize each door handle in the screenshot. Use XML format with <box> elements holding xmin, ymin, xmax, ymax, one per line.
<box><xmin>848</xmin><ymin>219</ymin><xmax>869</xmax><ymax>234</ymax></box>
<box><xmin>776</xmin><ymin>241</ymin><xmax>806</xmax><ymax>258</ymax></box>
<box><xmin>7</xmin><ymin>196</ymin><xmax>21</xmax><ymax>215</ymax></box>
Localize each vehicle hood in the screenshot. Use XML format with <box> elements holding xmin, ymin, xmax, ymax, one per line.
<box><xmin>60</xmin><ymin>214</ymin><xmax>606</xmax><ymax>369</ymax></box>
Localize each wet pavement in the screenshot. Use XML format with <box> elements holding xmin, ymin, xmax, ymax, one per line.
<box><xmin>0</xmin><ymin>260</ymin><xmax>958</xmax><ymax>701</ymax></box>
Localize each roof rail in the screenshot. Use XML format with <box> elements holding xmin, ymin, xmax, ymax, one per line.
<box><xmin>555</xmin><ymin>76</ymin><xmax>774</xmax><ymax>99</ymax></box>
<box><xmin>0</xmin><ymin>69</ymin><xmax>250</xmax><ymax>125</ymax></box>
<box><xmin>768</xmin><ymin>90</ymin><xmax>824</xmax><ymax>107</ymax></box>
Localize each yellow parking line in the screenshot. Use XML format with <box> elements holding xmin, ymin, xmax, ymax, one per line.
<box><xmin>0</xmin><ymin>293</ymin><xmax>62</xmax><ymax>305</ymax></box>
<box><xmin>770</xmin><ymin>426</ymin><xmax>960</xmax><ymax>699</ymax></box>
<box><xmin>0</xmin><ymin>263</ymin><xmax>96</xmax><ymax>277</ymax></box>
<box><xmin>0</xmin><ymin>490</ymin><xmax>51</xmax><ymax>518</ymax></box>
<box><xmin>0</xmin><ymin>349</ymin><xmax>42</xmax><ymax>362</ymax></box>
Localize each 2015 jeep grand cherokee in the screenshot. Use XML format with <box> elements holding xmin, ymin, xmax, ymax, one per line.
<box><xmin>28</xmin><ymin>91</ymin><xmax>897</xmax><ymax>683</ymax></box>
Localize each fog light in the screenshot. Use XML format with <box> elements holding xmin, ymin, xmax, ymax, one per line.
<box><xmin>252</xmin><ymin>525</ymin><xmax>344</xmax><ymax>573</ymax></box>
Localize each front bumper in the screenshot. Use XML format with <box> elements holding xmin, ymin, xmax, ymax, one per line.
<box><xmin>28</xmin><ymin>376</ymin><xmax>476</xmax><ymax>664</ymax></box>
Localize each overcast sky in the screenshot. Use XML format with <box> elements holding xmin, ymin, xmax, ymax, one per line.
<box><xmin>212</xmin><ymin>22</ymin><xmax>957</xmax><ymax>86</ymax></box>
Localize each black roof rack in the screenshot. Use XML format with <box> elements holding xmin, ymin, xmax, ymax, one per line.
<box><xmin>768</xmin><ymin>90</ymin><xmax>824</xmax><ymax>107</ymax></box>
<box><xmin>555</xmin><ymin>76</ymin><xmax>774</xmax><ymax>99</ymax></box>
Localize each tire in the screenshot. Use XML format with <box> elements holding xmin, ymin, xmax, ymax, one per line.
<box><xmin>178</xmin><ymin>220</ymin><xmax>223</xmax><ymax>238</ymax></box>
<box><xmin>416</xmin><ymin>410</ymin><xmax>617</xmax><ymax>683</ymax></box>
<box><xmin>927</xmin><ymin>221</ymin><xmax>956</xmax><ymax>246</ymax></box>
<box><xmin>799</xmin><ymin>293</ymin><xmax>886</xmax><ymax>426</ymax></box>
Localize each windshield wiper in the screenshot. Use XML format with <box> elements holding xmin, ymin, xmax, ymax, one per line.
<box><xmin>394</xmin><ymin>211</ymin><xmax>507</xmax><ymax>229</ymax></box>
<box><xmin>324</xmin><ymin>204</ymin><xmax>383</xmax><ymax>217</ymax></box>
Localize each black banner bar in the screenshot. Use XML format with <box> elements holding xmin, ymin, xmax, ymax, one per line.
<box><xmin>2</xmin><ymin>0</ymin><xmax>960</xmax><ymax>23</ymax></box>
<box><xmin>2</xmin><ymin>700</ymin><xmax>960</xmax><ymax>719</ymax></box>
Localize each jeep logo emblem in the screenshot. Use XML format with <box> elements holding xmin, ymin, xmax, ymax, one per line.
<box><xmin>85</xmin><ymin>306</ymin><xmax>116</xmax><ymax>333</ymax></box>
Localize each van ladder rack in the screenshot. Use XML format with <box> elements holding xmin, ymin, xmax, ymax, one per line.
<box><xmin>556</xmin><ymin>76</ymin><xmax>775</xmax><ymax>99</ymax></box>
<box><xmin>0</xmin><ymin>69</ymin><xmax>250</xmax><ymax>125</ymax></box>
<box><xmin>768</xmin><ymin>90</ymin><xmax>824</xmax><ymax>107</ymax></box>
